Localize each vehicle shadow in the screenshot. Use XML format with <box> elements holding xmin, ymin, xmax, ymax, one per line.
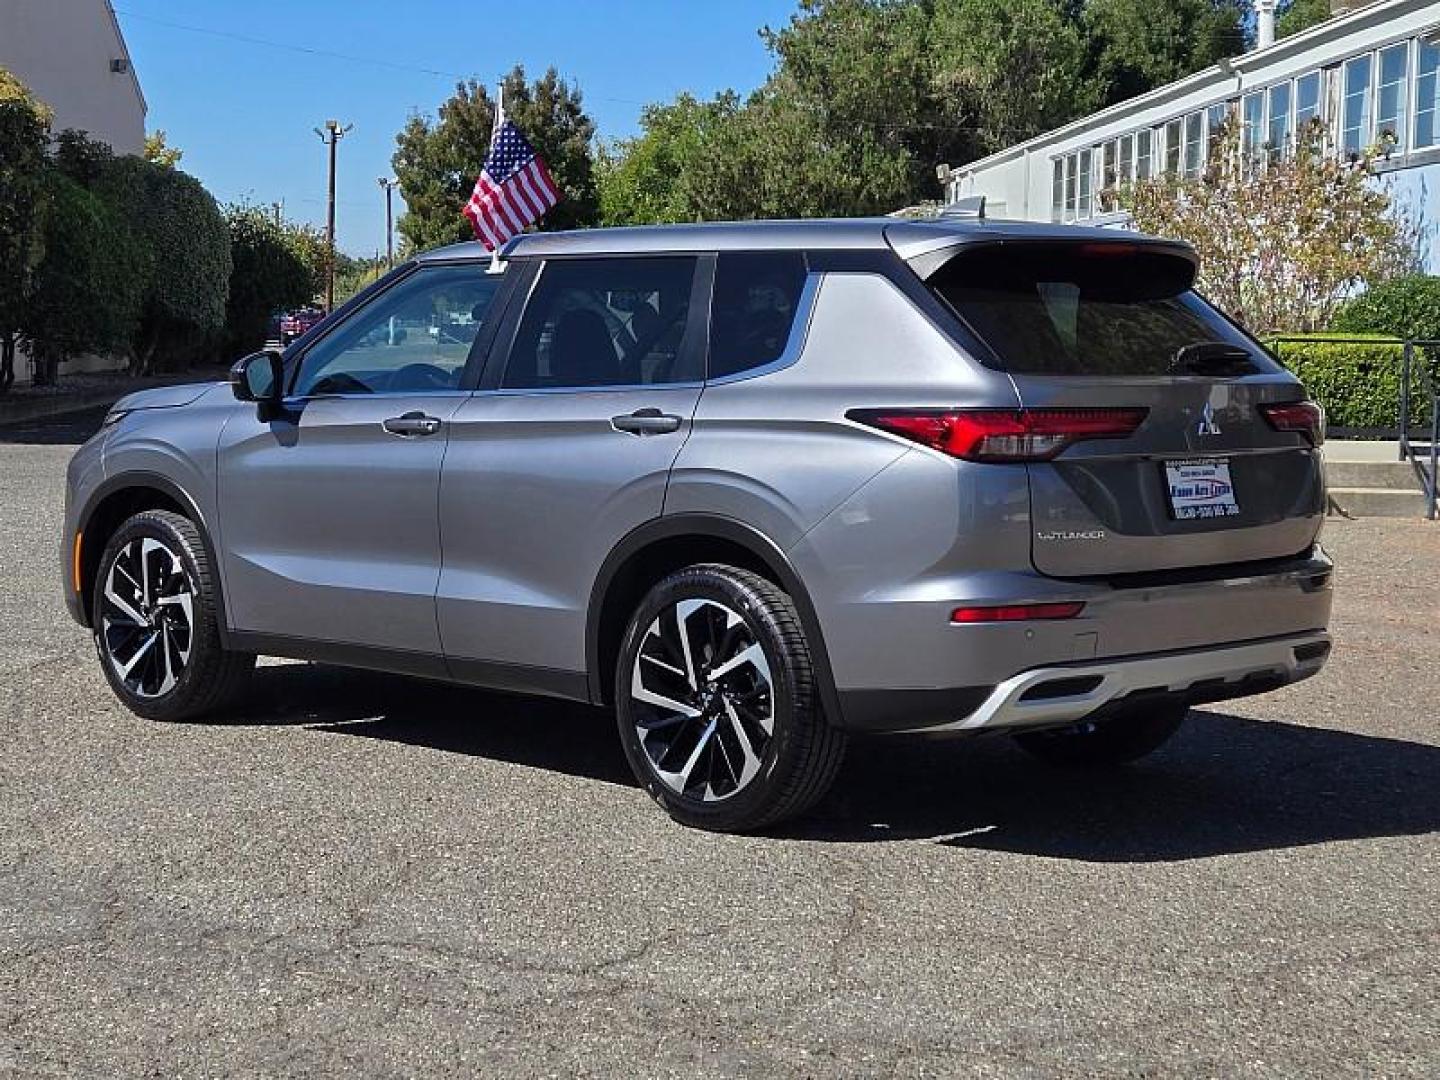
<box><xmin>792</xmin><ymin>709</ymin><xmax>1440</xmax><ymax>861</ymax></box>
<box><xmin>228</xmin><ymin>661</ymin><xmax>634</xmax><ymax>787</ymax></box>
<box><xmin>222</xmin><ymin>664</ymin><xmax>1440</xmax><ymax>861</ymax></box>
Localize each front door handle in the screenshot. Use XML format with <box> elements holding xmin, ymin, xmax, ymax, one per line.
<box><xmin>611</xmin><ymin>408</ymin><xmax>682</xmax><ymax>436</ymax></box>
<box><xmin>382</xmin><ymin>411</ymin><xmax>442</xmax><ymax>437</ymax></box>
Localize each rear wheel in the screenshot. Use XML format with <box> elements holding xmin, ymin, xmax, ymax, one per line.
<box><xmin>1012</xmin><ymin>701</ymin><xmax>1186</xmax><ymax>768</ymax></box>
<box><xmin>93</xmin><ymin>510</ymin><xmax>254</xmax><ymax>722</ymax></box>
<box><xmin>615</xmin><ymin>564</ymin><xmax>846</xmax><ymax>832</ymax></box>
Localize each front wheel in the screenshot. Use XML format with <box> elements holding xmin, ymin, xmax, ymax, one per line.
<box><xmin>615</xmin><ymin>565</ymin><xmax>846</xmax><ymax>832</ymax></box>
<box><xmin>1012</xmin><ymin>701</ymin><xmax>1187</xmax><ymax>769</ymax></box>
<box><xmin>93</xmin><ymin>510</ymin><xmax>255</xmax><ymax>722</ymax></box>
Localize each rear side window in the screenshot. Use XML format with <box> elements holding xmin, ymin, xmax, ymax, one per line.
<box><xmin>502</xmin><ymin>256</ymin><xmax>699</xmax><ymax>389</ymax></box>
<box><xmin>708</xmin><ymin>252</ymin><xmax>807</xmax><ymax>379</ymax></box>
<box><xmin>928</xmin><ymin>243</ymin><xmax>1279</xmax><ymax>377</ymax></box>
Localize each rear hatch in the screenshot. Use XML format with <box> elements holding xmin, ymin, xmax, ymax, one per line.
<box><xmin>922</xmin><ymin>237</ymin><xmax>1323</xmax><ymax>578</ymax></box>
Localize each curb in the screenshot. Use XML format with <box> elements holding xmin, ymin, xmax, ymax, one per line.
<box><xmin>0</xmin><ymin>389</ymin><xmax>129</xmax><ymax>427</ymax></box>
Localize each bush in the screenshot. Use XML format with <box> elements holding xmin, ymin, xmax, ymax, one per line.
<box><xmin>1269</xmin><ymin>334</ymin><xmax>1437</xmax><ymax>431</ymax></box>
<box><xmin>222</xmin><ymin>205</ymin><xmax>322</xmax><ymax>359</ymax></box>
<box><xmin>1331</xmin><ymin>274</ymin><xmax>1440</xmax><ymax>343</ymax></box>
<box><xmin>23</xmin><ymin>173</ymin><xmax>146</xmax><ymax>384</ymax></box>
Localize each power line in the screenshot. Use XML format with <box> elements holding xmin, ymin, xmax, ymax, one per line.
<box><xmin>111</xmin><ymin>8</ymin><xmax>652</xmax><ymax>106</ymax></box>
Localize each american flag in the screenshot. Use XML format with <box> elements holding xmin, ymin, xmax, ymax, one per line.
<box><xmin>463</xmin><ymin>119</ymin><xmax>560</xmax><ymax>250</ymax></box>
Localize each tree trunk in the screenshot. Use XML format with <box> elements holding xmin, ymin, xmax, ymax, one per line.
<box><xmin>31</xmin><ymin>344</ymin><xmax>59</xmax><ymax>387</ymax></box>
<box><xmin>0</xmin><ymin>334</ymin><xmax>15</xmax><ymax>395</ymax></box>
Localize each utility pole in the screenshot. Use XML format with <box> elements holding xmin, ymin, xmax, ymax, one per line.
<box><xmin>377</xmin><ymin>177</ymin><xmax>398</xmax><ymax>269</ymax></box>
<box><xmin>314</xmin><ymin>119</ymin><xmax>352</xmax><ymax>313</ymax></box>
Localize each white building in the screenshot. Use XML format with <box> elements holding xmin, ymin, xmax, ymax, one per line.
<box><xmin>943</xmin><ymin>0</ymin><xmax>1440</xmax><ymax>268</ymax></box>
<box><xmin>0</xmin><ymin>0</ymin><xmax>145</xmax><ymax>155</ymax></box>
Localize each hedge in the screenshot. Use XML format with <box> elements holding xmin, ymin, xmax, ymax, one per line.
<box><xmin>1331</xmin><ymin>275</ymin><xmax>1440</xmax><ymax>343</ymax></box>
<box><xmin>1267</xmin><ymin>334</ymin><xmax>1437</xmax><ymax>431</ymax></box>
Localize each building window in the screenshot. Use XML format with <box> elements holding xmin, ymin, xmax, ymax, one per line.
<box><xmin>1078</xmin><ymin>148</ymin><xmax>1093</xmax><ymax>217</ymax></box>
<box><xmin>1205</xmin><ymin>102</ymin><xmax>1230</xmax><ymax>163</ymax></box>
<box><xmin>1118</xmin><ymin>132</ymin><xmax>1134</xmax><ymax>184</ymax></box>
<box><xmin>1164</xmin><ymin>119</ymin><xmax>1182</xmax><ymax>174</ymax></box>
<box><xmin>1136</xmin><ymin>128</ymin><xmax>1153</xmax><ymax>180</ymax></box>
<box><xmin>1052</xmin><ymin>158</ymin><xmax>1064</xmax><ymax>222</ymax></box>
<box><xmin>1242</xmin><ymin>92</ymin><xmax>1264</xmax><ymax>163</ymax></box>
<box><xmin>1183</xmin><ymin>112</ymin><xmax>1204</xmax><ymax>178</ymax></box>
<box><xmin>1267</xmin><ymin>81</ymin><xmax>1292</xmax><ymax>161</ymax></box>
<box><xmin>1295</xmin><ymin>70</ymin><xmax>1322</xmax><ymax>147</ymax></box>
<box><xmin>1064</xmin><ymin>154</ymin><xmax>1077</xmax><ymax>219</ymax></box>
<box><xmin>1342</xmin><ymin>53</ymin><xmax>1373</xmax><ymax>156</ymax></box>
<box><xmin>1375</xmin><ymin>42</ymin><xmax>1409</xmax><ymax>153</ymax></box>
<box><xmin>1419</xmin><ymin>40</ymin><xmax>1440</xmax><ymax>149</ymax></box>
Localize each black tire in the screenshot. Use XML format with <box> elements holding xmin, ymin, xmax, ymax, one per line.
<box><xmin>1012</xmin><ymin>701</ymin><xmax>1187</xmax><ymax>769</ymax></box>
<box><xmin>92</xmin><ymin>509</ymin><xmax>255</xmax><ymax>722</ymax></box>
<box><xmin>615</xmin><ymin>564</ymin><xmax>846</xmax><ymax>832</ymax></box>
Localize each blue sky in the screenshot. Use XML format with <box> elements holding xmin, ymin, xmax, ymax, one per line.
<box><xmin>114</xmin><ymin>1</ymin><xmax>797</xmax><ymax>255</ymax></box>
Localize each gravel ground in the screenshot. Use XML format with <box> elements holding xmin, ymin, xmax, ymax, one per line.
<box><xmin>1</xmin><ymin>425</ymin><xmax>1437</xmax><ymax>1077</ymax></box>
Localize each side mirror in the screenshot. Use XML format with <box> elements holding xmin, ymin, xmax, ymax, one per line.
<box><xmin>229</xmin><ymin>350</ymin><xmax>283</xmax><ymax>407</ymax></box>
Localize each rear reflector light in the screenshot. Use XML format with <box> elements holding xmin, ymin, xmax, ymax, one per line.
<box><xmin>848</xmin><ymin>408</ymin><xmax>1147</xmax><ymax>462</ymax></box>
<box><xmin>951</xmin><ymin>602</ymin><xmax>1086</xmax><ymax>624</ymax></box>
<box><xmin>1258</xmin><ymin>400</ymin><xmax>1325</xmax><ymax>445</ymax></box>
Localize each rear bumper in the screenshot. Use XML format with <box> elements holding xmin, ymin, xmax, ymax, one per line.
<box><xmin>893</xmin><ymin>630</ymin><xmax>1330</xmax><ymax>734</ymax></box>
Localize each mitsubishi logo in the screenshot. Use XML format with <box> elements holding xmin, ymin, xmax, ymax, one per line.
<box><xmin>1196</xmin><ymin>401</ymin><xmax>1222</xmax><ymax>436</ymax></box>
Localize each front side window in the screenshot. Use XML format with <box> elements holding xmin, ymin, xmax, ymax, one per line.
<box><xmin>708</xmin><ymin>252</ymin><xmax>807</xmax><ymax>380</ymax></box>
<box><xmin>502</xmin><ymin>256</ymin><xmax>699</xmax><ymax>389</ymax></box>
<box><xmin>1343</xmin><ymin>53</ymin><xmax>1373</xmax><ymax>156</ymax></box>
<box><xmin>292</xmin><ymin>266</ymin><xmax>500</xmax><ymax>397</ymax></box>
<box><xmin>1376</xmin><ymin>42</ymin><xmax>1409</xmax><ymax>152</ymax></box>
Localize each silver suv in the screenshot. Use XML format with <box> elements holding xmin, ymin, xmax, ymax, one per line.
<box><xmin>62</xmin><ymin>219</ymin><xmax>1333</xmax><ymax>831</ymax></box>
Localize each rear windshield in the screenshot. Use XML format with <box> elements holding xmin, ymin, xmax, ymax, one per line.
<box><xmin>928</xmin><ymin>243</ymin><xmax>1280</xmax><ymax>377</ymax></box>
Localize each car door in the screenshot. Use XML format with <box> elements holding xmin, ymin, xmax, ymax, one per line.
<box><xmin>436</xmin><ymin>254</ymin><xmax>710</xmax><ymax>692</ymax></box>
<box><xmin>216</xmin><ymin>262</ymin><xmax>506</xmax><ymax>661</ymax></box>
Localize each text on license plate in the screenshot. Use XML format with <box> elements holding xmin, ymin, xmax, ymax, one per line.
<box><xmin>1165</xmin><ymin>458</ymin><xmax>1240</xmax><ymax>520</ymax></box>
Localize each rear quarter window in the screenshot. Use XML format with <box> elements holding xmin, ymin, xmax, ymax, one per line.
<box><xmin>928</xmin><ymin>242</ymin><xmax>1281</xmax><ymax>378</ymax></box>
<box><xmin>708</xmin><ymin>252</ymin><xmax>808</xmax><ymax>379</ymax></box>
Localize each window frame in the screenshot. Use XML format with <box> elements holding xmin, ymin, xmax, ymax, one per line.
<box><xmin>486</xmin><ymin>252</ymin><xmax>713</xmax><ymax>394</ymax></box>
<box><xmin>1419</xmin><ymin>38</ymin><xmax>1440</xmax><ymax>150</ymax></box>
<box><xmin>1375</xmin><ymin>40</ymin><xmax>1410</xmax><ymax>153</ymax></box>
<box><xmin>1341</xmin><ymin>52</ymin><xmax>1375</xmax><ymax>156</ymax></box>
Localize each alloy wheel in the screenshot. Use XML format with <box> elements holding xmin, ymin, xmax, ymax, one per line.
<box><xmin>99</xmin><ymin>537</ymin><xmax>196</xmax><ymax>699</ymax></box>
<box><xmin>630</xmin><ymin>598</ymin><xmax>776</xmax><ymax>802</ymax></box>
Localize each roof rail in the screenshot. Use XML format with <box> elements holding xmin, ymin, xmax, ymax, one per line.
<box><xmin>937</xmin><ymin>195</ymin><xmax>986</xmax><ymax>220</ymax></box>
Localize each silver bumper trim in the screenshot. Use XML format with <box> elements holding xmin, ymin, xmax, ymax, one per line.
<box><xmin>911</xmin><ymin>631</ymin><xmax>1331</xmax><ymax>734</ymax></box>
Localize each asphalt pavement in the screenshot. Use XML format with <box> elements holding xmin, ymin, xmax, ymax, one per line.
<box><xmin>1</xmin><ymin>414</ymin><xmax>1437</xmax><ymax>1077</ymax></box>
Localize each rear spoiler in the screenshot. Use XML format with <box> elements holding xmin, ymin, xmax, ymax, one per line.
<box><xmin>883</xmin><ymin>221</ymin><xmax>1199</xmax><ymax>282</ymax></box>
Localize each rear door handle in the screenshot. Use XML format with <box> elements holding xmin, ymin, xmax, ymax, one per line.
<box><xmin>382</xmin><ymin>411</ymin><xmax>442</xmax><ymax>437</ymax></box>
<box><xmin>611</xmin><ymin>408</ymin><xmax>682</xmax><ymax>436</ymax></box>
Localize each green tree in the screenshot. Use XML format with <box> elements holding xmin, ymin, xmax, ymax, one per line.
<box><xmin>222</xmin><ymin>204</ymin><xmax>325</xmax><ymax>358</ymax></box>
<box><xmin>1084</xmin><ymin>0</ymin><xmax>1246</xmax><ymax>108</ymax></box>
<box><xmin>929</xmin><ymin>0</ymin><xmax>1095</xmax><ymax>157</ymax></box>
<box><xmin>143</xmin><ymin>129</ymin><xmax>183</xmax><ymax>168</ymax></box>
<box><xmin>393</xmin><ymin>65</ymin><xmax>597</xmax><ymax>252</ymax></box>
<box><xmin>1277</xmin><ymin>0</ymin><xmax>1331</xmax><ymax>41</ymax></box>
<box><xmin>1332</xmin><ymin>275</ymin><xmax>1440</xmax><ymax>341</ymax></box>
<box><xmin>1123</xmin><ymin>119</ymin><xmax>1418</xmax><ymax>331</ymax></box>
<box><xmin>51</xmin><ymin>130</ymin><xmax>231</xmax><ymax>373</ymax></box>
<box><xmin>23</xmin><ymin>173</ymin><xmax>146</xmax><ymax>385</ymax></box>
<box><xmin>597</xmin><ymin>93</ymin><xmax>741</xmax><ymax>225</ymax></box>
<box><xmin>0</xmin><ymin>68</ymin><xmax>51</xmax><ymax>393</ymax></box>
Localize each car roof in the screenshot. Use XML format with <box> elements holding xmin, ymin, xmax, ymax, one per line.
<box><xmin>413</xmin><ymin>217</ymin><xmax>1186</xmax><ymax>264</ymax></box>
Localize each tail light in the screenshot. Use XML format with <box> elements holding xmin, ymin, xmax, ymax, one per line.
<box><xmin>848</xmin><ymin>408</ymin><xmax>1147</xmax><ymax>462</ymax></box>
<box><xmin>951</xmin><ymin>602</ymin><xmax>1085</xmax><ymax>624</ymax></box>
<box><xmin>1259</xmin><ymin>400</ymin><xmax>1325</xmax><ymax>445</ymax></box>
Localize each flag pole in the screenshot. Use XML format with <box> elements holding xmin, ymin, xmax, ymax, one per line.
<box><xmin>488</xmin><ymin>77</ymin><xmax>505</xmax><ymax>273</ymax></box>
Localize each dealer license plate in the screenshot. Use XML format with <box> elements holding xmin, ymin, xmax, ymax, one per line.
<box><xmin>1165</xmin><ymin>458</ymin><xmax>1240</xmax><ymax>520</ymax></box>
